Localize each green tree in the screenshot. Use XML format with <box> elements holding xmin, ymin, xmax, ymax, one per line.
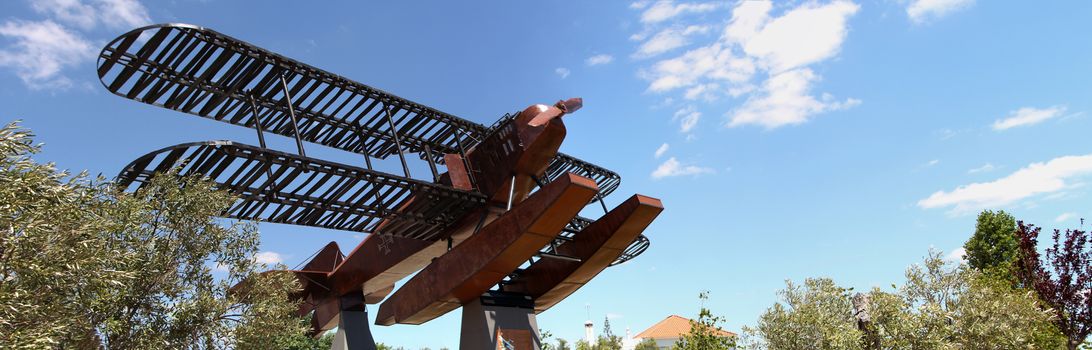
<box><xmin>570</xmin><ymin>335</ymin><xmax>621</xmax><ymax>350</ymax></box>
<box><xmin>541</xmin><ymin>329</ymin><xmax>555</xmax><ymax>350</ymax></box>
<box><xmin>595</xmin><ymin>334</ymin><xmax>622</xmax><ymax>350</ymax></box>
<box><xmin>633</xmin><ymin>338</ymin><xmax>658</xmax><ymax>350</ymax></box>
<box><xmin>741</xmin><ymin>250</ymin><xmax>1062</xmax><ymax>350</ymax></box>
<box><xmin>743</xmin><ymin>279</ymin><xmax>862</xmax><ymax>350</ymax></box>
<box><xmin>0</xmin><ymin>122</ymin><xmax>307</xmax><ymax>348</ymax></box>
<box><xmin>963</xmin><ymin>210</ymin><xmax>1019</xmax><ymax>277</ymax></box>
<box><xmin>673</xmin><ymin>291</ymin><xmax>735</xmax><ymax>350</ymax></box>
<box><xmin>555</xmin><ymin>338</ymin><xmax>571</xmax><ymax>350</ymax></box>
<box><xmin>888</xmin><ymin>250</ymin><xmax>1062</xmax><ymax>349</ymax></box>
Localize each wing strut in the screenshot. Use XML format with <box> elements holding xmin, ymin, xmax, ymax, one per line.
<box><xmin>381</xmin><ymin>103</ymin><xmax>412</xmax><ymax>178</ymax></box>
<box><xmin>278</xmin><ymin>75</ymin><xmax>307</xmax><ymax>157</ymax></box>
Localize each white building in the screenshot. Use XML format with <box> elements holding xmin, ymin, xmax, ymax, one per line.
<box><xmin>584</xmin><ymin>319</ymin><xmax>595</xmax><ymax>343</ymax></box>
<box><xmin>621</xmin><ymin>315</ymin><xmax>736</xmax><ymax>350</ymax></box>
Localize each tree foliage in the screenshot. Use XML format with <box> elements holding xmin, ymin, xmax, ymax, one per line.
<box><xmin>572</xmin><ymin>335</ymin><xmax>624</xmax><ymax>348</ymax></box>
<box><xmin>1015</xmin><ymin>221</ymin><xmax>1092</xmax><ymax>350</ymax></box>
<box><xmin>963</xmin><ymin>210</ymin><xmax>1019</xmax><ymax>278</ymax></box>
<box><xmin>741</xmin><ymin>250</ymin><xmax>1061</xmax><ymax>350</ymax></box>
<box><xmin>673</xmin><ymin>291</ymin><xmax>735</xmax><ymax>350</ymax></box>
<box><xmin>633</xmin><ymin>338</ymin><xmax>657</xmax><ymax>350</ymax></box>
<box><xmin>572</xmin><ymin>335</ymin><xmax>620</xmax><ymax>350</ymax></box>
<box><xmin>743</xmin><ymin>279</ymin><xmax>862</xmax><ymax>350</ymax></box>
<box><xmin>0</xmin><ymin>122</ymin><xmax>307</xmax><ymax>348</ymax></box>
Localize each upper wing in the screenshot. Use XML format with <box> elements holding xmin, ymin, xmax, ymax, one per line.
<box><xmin>99</xmin><ymin>23</ymin><xmax>623</xmax><ymax>199</ymax></box>
<box><xmin>117</xmin><ymin>140</ymin><xmax>486</xmax><ymax>241</ymax></box>
<box><xmin>98</xmin><ymin>23</ymin><xmax>488</xmax><ymax>161</ymax></box>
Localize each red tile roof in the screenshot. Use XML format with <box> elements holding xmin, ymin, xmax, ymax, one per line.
<box><xmin>633</xmin><ymin>315</ymin><xmax>736</xmax><ymax>339</ymax></box>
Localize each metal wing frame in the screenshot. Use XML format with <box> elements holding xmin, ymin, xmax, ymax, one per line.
<box><xmin>98</xmin><ymin>23</ymin><xmax>482</xmax><ymax>162</ymax></box>
<box><xmin>101</xmin><ymin>22</ymin><xmax>648</xmax><ymax>261</ymax></box>
<box><xmin>118</xmin><ymin>141</ymin><xmax>486</xmax><ymax>241</ymax></box>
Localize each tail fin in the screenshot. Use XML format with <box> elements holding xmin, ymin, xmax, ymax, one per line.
<box><xmin>297</xmin><ymin>241</ymin><xmax>344</xmax><ymax>273</ymax></box>
<box><xmin>289</xmin><ymin>242</ymin><xmax>344</xmax><ymax>319</ymax></box>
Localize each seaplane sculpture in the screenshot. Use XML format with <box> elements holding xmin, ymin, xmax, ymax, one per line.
<box><xmin>100</xmin><ymin>23</ymin><xmax>663</xmax><ymax>350</ymax></box>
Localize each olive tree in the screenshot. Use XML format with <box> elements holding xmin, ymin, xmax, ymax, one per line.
<box><xmin>0</xmin><ymin>122</ymin><xmax>309</xmax><ymax>349</ymax></box>
<box><xmin>741</xmin><ymin>251</ymin><xmax>1061</xmax><ymax>350</ymax></box>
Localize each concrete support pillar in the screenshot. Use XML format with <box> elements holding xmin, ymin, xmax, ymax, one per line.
<box><xmin>460</xmin><ymin>292</ymin><xmax>541</xmax><ymax>350</ymax></box>
<box><xmin>331</xmin><ymin>293</ymin><xmax>377</xmax><ymax>350</ymax></box>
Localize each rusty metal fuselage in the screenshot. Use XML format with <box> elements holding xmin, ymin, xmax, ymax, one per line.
<box><xmin>290</xmin><ymin>99</ymin><xmax>580</xmax><ymax>332</ymax></box>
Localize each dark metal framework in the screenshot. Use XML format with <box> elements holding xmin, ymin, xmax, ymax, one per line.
<box><xmin>96</xmin><ymin>23</ymin><xmax>621</xmax><ymax>199</ymax></box>
<box><xmin>101</xmin><ymin>23</ymin><xmax>645</xmax><ymax>260</ymax></box>
<box><xmin>118</xmin><ymin>141</ymin><xmax>485</xmax><ymax>241</ymax></box>
<box><xmin>548</xmin><ymin>216</ymin><xmax>649</xmax><ymax>267</ymax></box>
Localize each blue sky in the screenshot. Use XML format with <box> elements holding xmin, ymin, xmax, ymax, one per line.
<box><xmin>2</xmin><ymin>0</ymin><xmax>1091</xmax><ymax>347</ymax></box>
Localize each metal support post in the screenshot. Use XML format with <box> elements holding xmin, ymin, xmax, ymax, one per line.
<box><xmin>277</xmin><ymin>75</ymin><xmax>307</xmax><ymax>157</ymax></box>
<box><xmin>381</xmin><ymin>103</ymin><xmax>412</xmax><ymax>178</ymax></box>
<box><xmin>506</xmin><ymin>175</ymin><xmax>516</xmax><ymax>211</ymax></box>
<box><xmin>247</xmin><ymin>94</ymin><xmax>276</xmax><ymax>186</ymax></box>
<box><xmin>247</xmin><ymin>94</ymin><xmax>269</xmax><ymax>149</ymax></box>
<box><xmin>424</xmin><ymin>144</ymin><xmax>440</xmax><ymax>182</ymax></box>
<box><xmin>454</xmin><ymin>129</ymin><xmax>477</xmax><ymax>189</ymax></box>
<box><xmin>330</xmin><ymin>293</ymin><xmax>377</xmax><ymax>350</ymax></box>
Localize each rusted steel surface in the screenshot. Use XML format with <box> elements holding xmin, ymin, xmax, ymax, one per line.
<box><xmin>501</xmin><ymin>195</ymin><xmax>663</xmax><ymax>312</ymax></box>
<box><xmin>287</xmin><ymin>99</ymin><xmax>577</xmax><ymax>307</ymax></box>
<box><xmin>375</xmin><ymin>173</ymin><xmax>599</xmax><ymax>325</ymax></box>
<box><xmin>102</xmin><ymin>22</ymin><xmax>661</xmax><ymax>336</ymax></box>
<box><xmin>467</xmin><ymin>101</ymin><xmax>571</xmax><ymax>204</ymax></box>
<box><xmin>288</xmin><ymin>242</ymin><xmax>342</xmax><ymax>313</ymax></box>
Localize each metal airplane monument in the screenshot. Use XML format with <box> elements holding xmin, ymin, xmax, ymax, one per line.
<box><xmin>98</xmin><ymin>23</ymin><xmax>663</xmax><ymax>349</ymax></box>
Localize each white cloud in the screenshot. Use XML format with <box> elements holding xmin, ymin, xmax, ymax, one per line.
<box><xmin>97</xmin><ymin>0</ymin><xmax>152</xmax><ymax>28</ymax></box>
<box><xmin>654</xmin><ymin>143</ymin><xmax>669</xmax><ymax>158</ymax></box>
<box><xmin>638</xmin><ymin>0</ymin><xmax>860</xmax><ymax>129</ymax></box>
<box><xmin>684</xmin><ymin>83</ymin><xmax>720</xmax><ymax>100</ymax></box>
<box><xmin>741</xmin><ymin>1</ymin><xmax>860</xmax><ymax>73</ymax></box>
<box><xmin>644</xmin><ymin>43</ymin><xmax>755</xmax><ymax>92</ymax></box>
<box><xmin>1055</xmin><ymin>212</ymin><xmax>1077</xmax><ymax>223</ymax></box>
<box><xmin>555</xmin><ymin>67</ymin><xmax>571</xmax><ymax>79</ymax></box>
<box><xmin>992</xmin><ymin>106</ymin><xmax>1066</xmax><ymax>130</ymax></box>
<box><xmin>935</xmin><ymin>128</ymin><xmax>959</xmax><ymax>140</ymax></box>
<box><xmin>0</xmin><ymin>20</ymin><xmax>94</xmax><ymax>90</ymax></box>
<box><xmin>640</xmin><ymin>1</ymin><xmax>721</xmax><ymax>24</ymax></box>
<box><xmin>907</xmin><ymin>0</ymin><xmax>975</xmax><ymax>24</ymax></box>
<box><xmin>30</xmin><ymin>0</ymin><xmax>97</xmax><ymax>29</ymax></box>
<box><xmin>727</xmin><ymin>69</ymin><xmax>859</xmax><ymax>128</ymax></box>
<box><xmin>967</xmin><ymin>163</ymin><xmax>994</xmax><ymax>174</ymax></box>
<box><xmin>254</xmin><ymin>251</ymin><xmax>284</xmax><ymax>265</ymax></box>
<box><xmin>651</xmin><ymin>157</ymin><xmax>713</xmax><ymax>179</ymax></box>
<box><xmin>918</xmin><ymin>154</ymin><xmax>1092</xmax><ymax>215</ymax></box>
<box><xmin>1</xmin><ymin>0</ymin><xmax>151</xmax><ymax>90</ymax></box>
<box><xmin>945</xmin><ymin>247</ymin><xmax>966</xmax><ymax>263</ymax></box>
<box><xmin>586</xmin><ymin>54</ymin><xmax>614</xmax><ymax>66</ymax></box>
<box><xmin>926</xmin><ymin>159</ymin><xmax>940</xmax><ymax>167</ymax></box>
<box><xmin>30</xmin><ymin>0</ymin><xmax>151</xmax><ymax>30</ymax></box>
<box><xmin>723</xmin><ymin>0</ymin><xmax>772</xmax><ymax>45</ymax></box>
<box><xmin>636</xmin><ymin>27</ymin><xmax>691</xmax><ymax>57</ymax></box>
<box><xmin>675</xmin><ymin>106</ymin><xmax>701</xmax><ymax>132</ymax></box>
